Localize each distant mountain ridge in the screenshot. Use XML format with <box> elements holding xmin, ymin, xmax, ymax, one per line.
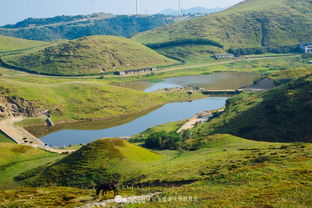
<box><xmin>0</xmin><ymin>13</ymin><xmax>113</xmax><ymax>29</ymax></box>
<box><xmin>0</xmin><ymin>13</ymin><xmax>176</xmax><ymax>41</ymax></box>
<box><xmin>158</xmin><ymin>7</ymin><xmax>225</xmax><ymax>16</ymax></box>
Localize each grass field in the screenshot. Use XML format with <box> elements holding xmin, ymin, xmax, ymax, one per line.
<box><xmin>0</xmin><ymin>143</ymin><xmax>63</xmax><ymax>189</ymax></box>
<box><xmin>0</xmin><ymin>134</ymin><xmax>311</xmax><ymax>207</ymax></box>
<box><xmin>0</xmin><ymin>131</ymin><xmax>14</xmax><ymax>143</ymax></box>
<box><xmin>0</xmin><ymin>35</ymin><xmax>48</xmax><ymax>54</ymax></box>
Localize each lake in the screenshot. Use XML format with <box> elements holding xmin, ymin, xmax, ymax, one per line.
<box><xmin>113</xmin><ymin>71</ymin><xmax>259</xmax><ymax>92</ymax></box>
<box><xmin>35</xmin><ymin>71</ymin><xmax>259</xmax><ymax>147</ymax></box>
<box><xmin>39</xmin><ymin>97</ymin><xmax>228</xmax><ymax>147</ymax></box>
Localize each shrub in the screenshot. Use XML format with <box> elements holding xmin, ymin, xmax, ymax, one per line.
<box><xmin>228</xmin><ymin>45</ymin><xmax>300</xmax><ymax>56</ymax></box>
<box><xmin>144</xmin><ymin>131</ymin><xmax>182</xmax><ymax>150</ymax></box>
<box><xmin>146</xmin><ymin>38</ymin><xmax>224</xmax><ymax>49</ymax></box>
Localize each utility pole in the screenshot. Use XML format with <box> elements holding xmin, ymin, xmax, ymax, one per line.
<box><xmin>136</xmin><ymin>0</ymin><xmax>139</xmax><ymax>15</ymax></box>
<box><xmin>178</xmin><ymin>0</ymin><xmax>182</xmax><ymax>17</ymax></box>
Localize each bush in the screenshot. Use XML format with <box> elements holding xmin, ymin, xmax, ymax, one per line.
<box><xmin>146</xmin><ymin>38</ymin><xmax>224</xmax><ymax>49</ymax></box>
<box><xmin>144</xmin><ymin>131</ymin><xmax>182</xmax><ymax>150</ymax></box>
<box><xmin>228</xmin><ymin>45</ymin><xmax>300</xmax><ymax>56</ymax></box>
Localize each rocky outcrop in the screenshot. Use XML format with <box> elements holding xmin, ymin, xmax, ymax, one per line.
<box><xmin>0</xmin><ymin>96</ymin><xmax>45</xmax><ymax>120</ymax></box>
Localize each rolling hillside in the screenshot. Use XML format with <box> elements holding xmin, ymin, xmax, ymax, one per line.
<box><xmin>0</xmin><ymin>14</ymin><xmax>175</xmax><ymax>41</ymax></box>
<box><xmin>0</xmin><ymin>142</ymin><xmax>61</xmax><ymax>189</ymax></box>
<box><xmin>193</xmin><ymin>72</ymin><xmax>312</xmax><ymax>142</ymax></box>
<box><xmin>1</xmin><ymin>35</ymin><xmax>176</xmax><ymax>75</ymax></box>
<box><xmin>23</xmin><ymin>138</ymin><xmax>163</xmax><ymax>187</ymax></box>
<box><xmin>0</xmin><ymin>35</ymin><xmax>48</xmax><ymax>56</ymax></box>
<box><xmin>133</xmin><ymin>0</ymin><xmax>312</xmax><ymax>57</ymax></box>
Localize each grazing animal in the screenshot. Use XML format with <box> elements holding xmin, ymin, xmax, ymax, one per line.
<box><xmin>96</xmin><ymin>182</ymin><xmax>119</xmax><ymax>196</ymax></box>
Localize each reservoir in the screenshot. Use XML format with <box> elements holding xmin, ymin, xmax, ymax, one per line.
<box><xmin>33</xmin><ymin>71</ymin><xmax>259</xmax><ymax>147</ymax></box>
<box><xmin>38</xmin><ymin>97</ymin><xmax>228</xmax><ymax>147</ymax></box>
<box><xmin>113</xmin><ymin>71</ymin><xmax>259</xmax><ymax>92</ymax></box>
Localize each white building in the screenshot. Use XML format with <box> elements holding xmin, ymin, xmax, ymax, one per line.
<box><xmin>300</xmin><ymin>42</ymin><xmax>312</xmax><ymax>53</ymax></box>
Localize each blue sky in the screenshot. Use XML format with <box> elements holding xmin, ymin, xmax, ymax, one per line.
<box><xmin>1</xmin><ymin>0</ymin><xmax>244</xmax><ymax>26</ymax></box>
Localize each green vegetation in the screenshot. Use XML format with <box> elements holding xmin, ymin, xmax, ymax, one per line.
<box><xmin>0</xmin><ymin>131</ymin><xmax>14</xmax><ymax>143</ymax></box>
<box><xmin>3</xmin><ymin>134</ymin><xmax>311</xmax><ymax>208</ymax></box>
<box><xmin>0</xmin><ymin>35</ymin><xmax>47</xmax><ymax>52</ymax></box>
<box><xmin>0</xmin><ymin>14</ymin><xmax>175</xmax><ymax>41</ymax></box>
<box><xmin>136</xmin><ymin>120</ymin><xmax>184</xmax><ymax>137</ymax></box>
<box><xmin>0</xmin><ymin>77</ymin><xmax>204</xmax><ymax>125</ymax></box>
<box><xmin>22</xmin><ymin>138</ymin><xmax>163</xmax><ymax>188</ymax></box>
<box><xmin>193</xmin><ymin>72</ymin><xmax>312</xmax><ymax>142</ymax></box>
<box><xmin>143</xmin><ymin>131</ymin><xmax>183</xmax><ymax>150</ymax></box>
<box><xmin>0</xmin><ymin>187</ymin><xmax>95</xmax><ymax>207</ymax></box>
<box><xmin>2</xmin><ymin>35</ymin><xmax>176</xmax><ymax>75</ymax></box>
<box><xmin>0</xmin><ymin>35</ymin><xmax>49</xmax><ymax>57</ymax></box>
<box><xmin>0</xmin><ymin>143</ymin><xmax>62</xmax><ymax>189</ymax></box>
<box><xmin>133</xmin><ymin>0</ymin><xmax>312</xmax><ymax>59</ymax></box>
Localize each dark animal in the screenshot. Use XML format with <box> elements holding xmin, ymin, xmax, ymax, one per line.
<box><xmin>96</xmin><ymin>182</ymin><xmax>119</xmax><ymax>196</ymax></box>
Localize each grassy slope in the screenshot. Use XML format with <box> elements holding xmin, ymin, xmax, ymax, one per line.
<box><xmin>2</xmin><ymin>35</ymin><xmax>176</xmax><ymax>75</ymax></box>
<box><xmin>0</xmin><ymin>143</ymin><xmax>62</xmax><ymax>189</ymax></box>
<box><xmin>33</xmin><ymin>138</ymin><xmax>163</xmax><ymax>187</ymax></box>
<box><xmin>133</xmin><ymin>0</ymin><xmax>312</xmax><ymax>56</ymax></box>
<box><xmin>0</xmin><ymin>78</ymin><xmax>205</xmax><ymax>125</ymax></box>
<box><xmin>193</xmin><ymin>71</ymin><xmax>312</xmax><ymax>142</ymax></box>
<box><xmin>0</xmin><ymin>131</ymin><xmax>14</xmax><ymax>143</ymax></box>
<box><xmin>0</xmin><ymin>35</ymin><xmax>47</xmax><ymax>52</ymax></box>
<box><xmin>135</xmin><ymin>137</ymin><xmax>312</xmax><ymax>208</ymax></box>
<box><xmin>2</xmin><ymin>134</ymin><xmax>311</xmax><ymax>207</ymax></box>
<box><xmin>137</xmin><ymin>120</ymin><xmax>184</xmax><ymax>137</ymax></box>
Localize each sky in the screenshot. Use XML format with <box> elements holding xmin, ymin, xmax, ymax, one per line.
<box><xmin>0</xmin><ymin>0</ymin><xmax>244</xmax><ymax>26</ymax></box>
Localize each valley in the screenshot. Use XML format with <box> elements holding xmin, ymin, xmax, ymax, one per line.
<box><xmin>0</xmin><ymin>0</ymin><xmax>311</xmax><ymax>207</ymax></box>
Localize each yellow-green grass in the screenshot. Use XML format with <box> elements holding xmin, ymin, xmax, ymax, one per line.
<box><xmin>33</xmin><ymin>138</ymin><xmax>163</xmax><ymax>187</ymax></box>
<box><xmin>2</xmin><ymin>35</ymin><xmax>177</xmax><ymax>75</ymax></box>
<box><xmin>133</xmin><ymin>0</ymin><xmax>312</xmax><ymax>56</ymax></box>
<box><xmin>0</xmin><ymin>186</ymin><xmax>144</xmax><ymax>208</ymax></box>
<box><xmin>126</xmin><ymin>134</ymin><xmax>312</xmax><ymax>207</ymax></box>
<box><xmin>192</xmin><ymin>73</ymin><xmax>312</xmax><ymax>142</ymax></box>
<box><xmin>0</xmin><ymin>78</ymin><xmax>205</xmax><ymax>126</ymax></box>
<box><xmin>0</xmin><ymin>131</ymin><xmax>14</xmax><ymax>143</ymax></box>
<box><xmin>2</xmin><ymin>134</ymin><xmax>311</xmax><ymax>207</ymax></box>
<box><xmin>0</xmin><ymin>35</ymin><xmax>48</xmax><ymax>53</ymax></box>
<box><xmin>135</xmin><ymin>120</ymin><xmax>185</xmax><ymax>138</ymax></box>
<box><xmin>0</xmin><ymin>53</ymin><xmax>309</xmax><ymax>84</ymax></box>
<box><xmin>0</xmin><ymin>187</ymin><xmax>95</xmax><ymax>208</ymax></box>
<box><xmin>0</xmin><ymin>143</ymin><xmax>63</xmax><ymax>189</ymax></box>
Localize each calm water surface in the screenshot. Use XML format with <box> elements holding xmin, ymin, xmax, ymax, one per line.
<box><xmin>40</xmin><ymin>97</ymin><xmax>228</xmax><ymax>147</ymax></box>
<box><xmin>38</xmin><ymin>72</ymin><xmax>259</xmax><ymax>147</ymax></box>
<box><xmin>113</xmin><ymin>72</ymin><xmax>259</xmax><ymax>92</ymax></box>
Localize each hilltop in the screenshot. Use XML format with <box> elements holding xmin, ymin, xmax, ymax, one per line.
<box><xmin>0</xmin><ymin>14</ymin><xmax>175</xmax><ymax>41</ymax></box>
<box><xmin>1</xmin><ymin>35</ymin><xmax>176</xmax><ymax>75</ymax></box>
<box><xmin>20</xmin><ymin>138</ymin><xmax>162</xmax><ymax>187</ymax></box>
<box><xmin>133</xmin><ymin>0</ymin><xmax>312</xmax><ymax>58</ymax></box>
<box><xmin>193</xmin><ymin>71</ymin><xmax>312</xmax><ymax>142</ymax></box>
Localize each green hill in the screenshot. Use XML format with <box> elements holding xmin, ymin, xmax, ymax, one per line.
<box><xmin>192</xmin><ymin>72</ymin><xmax>312</xmax><ymax>142</ymax></box>
<box><xmin>0</xmin><ymin>35</ymin><xmax>48</xmax><ymax>56</ymax></box>
<box><xmin>1</xmin><ymin>35</ymin><xmax>176</xmax><ymax>75</ymax></box>
<box><xmin>133</xmin><ymin>0</ymin><xmax>312</xmax><ymax>58</ymax></box>
<box><xmin>25</xmin><ymin>138</ymin><xmax>162</xmax><ymax>187</ymax></box>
